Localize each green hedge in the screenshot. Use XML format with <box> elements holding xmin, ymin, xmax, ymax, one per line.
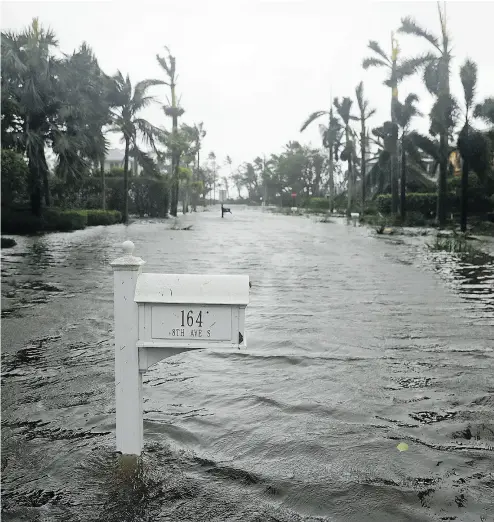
<box><xmin>43</xmin><ymin>209</ymin><xmax>88</xmax><ymax>231</ymax></box>
<box><xmin>377</xmin><ymin>193</ymin><xmax>460</xmax><ymax>216</ymax></box>
<box><xmin>1</xmin><ymin>208</ymin><xmax>122</xmax><ymax>235</ymax></box>
<box><xmin>86</xmin><ymin>209</ymin><xmax>122</xmax><ymax>226</ymax></box>
<box><xmin>305</xmin><ymin>197</ymin><xmax>330</xmax><ymax>210</ymax></box>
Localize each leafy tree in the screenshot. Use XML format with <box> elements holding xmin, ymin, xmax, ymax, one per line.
<box><xmin>1</xmin><ymin>149</ymin><xmax>29</xmax><ymax>205</ymax></box>
<box><xmin>2</xmin><ymin>18</ymin><xmax>63</xmax><ymax>215</ymax></box>
<box><xmin>109</xmin><ymin>72</ymin><xmax>164</xmax><ymax>222</ymax></box>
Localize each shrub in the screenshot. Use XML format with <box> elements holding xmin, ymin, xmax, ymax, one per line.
<box><xmin>1</xmin><ymin>149</ymin><xmax>29</xmax><ymax>206</ymax></box>
<box><xmin>377</xmin><ymin>193</ymin><xmax>458</xmax><ymax>217</ymax></box>
<box><xmin>86</xmin><ymin>210</ymin><xmax>122</xmax><ymax>226</ymax></box>
<box><xmin>43</xmin><ymin>209</ymin><xmax>88</xmax><ymax>231</ymax></box>
<box><xmin>1</xmin><ymin>237</ymin><xmax>17</xmax><ymax>248</ymax></box>
<box><xmin>1</xmin><ymin>208</ymin><xmax>43</xmax><ymax>234</ymax></box>
<box><xmin>306</xmin><ymin>197</ymin><xmax>330</xmax><ymax>211</ymax></box>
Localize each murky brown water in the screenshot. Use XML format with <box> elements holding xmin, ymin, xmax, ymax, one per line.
<box><xmin>2</xmin><ymin>207</ymin><xmax>494</xmax><ymax>521</ymax></box>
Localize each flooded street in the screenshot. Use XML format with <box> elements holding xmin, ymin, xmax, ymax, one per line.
<box><xmin>2</xmin><ymin>207</ymin><xmax>494</xmax><ymax>522</ymax></box>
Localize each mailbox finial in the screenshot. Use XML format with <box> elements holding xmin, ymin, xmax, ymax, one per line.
<box><xmin>122</xmin><ymin>240</ymin><xmax>135</xmax><ymax>255</ymax></box>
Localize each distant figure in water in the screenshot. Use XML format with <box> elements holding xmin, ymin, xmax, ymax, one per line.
<box><xmin>221</xmin><ymin>204</ymin><xmax>232</xmax><ymax>218</ymax></box>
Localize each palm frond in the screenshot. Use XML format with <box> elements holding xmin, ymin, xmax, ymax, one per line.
<box><xmin>367</xmin><ymin>40</ymin><xmax>391</xmax><ymax>63</ymax></box>
<box><xmin>409</xmin><ymin>131</ymin><xmax>440</xmax><ymax>161</ymax></box>
<box><xmin>300</xmin><ymin>110</ymin><xmax>329</xmax><ymax>132</ymax></box>
<box><xmin>459</xmin><ymin>59</ymin><xmax>477</xmax><ymax>112</ymax></box>
<box><xmin>474</xmin><ymin>98</ymin><xmax>494</xmax><ymax>125</ymax></box>
<box><xmin>134</xmin><ymin>79</ymin><xmax>165</xmax><ymax>105</ymax></box>
<box><xmin>134</xmin><ymin>118</ymin><xmax>161</xmax><ymax>148</ymax></box>
<box><xmin>423</xmin><ymin>60</ymin><xmax>440</xmax><ymax>95</ymax></box>
<box><xmin>398</xmin><ymin>16</ymin><xmax>441</xmax><ymax>51</ymax></box>
<box><xmin>395</xmin><ymin>53</ymin><xmax>435</xmax><ymax>80</ymax></box>
<box><xmin>403</xmin><ymin>136</ymin><xmax>426</xmax><ymax>169</ymax></box>
<box><xmin>362</xmin><ymin>57</ymin><xmax>389</xmax><ymax>70</ymax></box>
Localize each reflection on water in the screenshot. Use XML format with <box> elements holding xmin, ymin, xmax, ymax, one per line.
<box><xmin>1</xmin><ymin>210</ymin><xmax>493</xmax><ymax>521</ymax></box>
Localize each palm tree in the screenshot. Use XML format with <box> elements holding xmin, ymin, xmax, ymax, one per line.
<box><xmin>398</xmin><ymin>3</ymin><xmax>454</xmax><ymax>227</ymax></box>
<box><xmin>109</xmin><ymin>72</ymin><xmax>164</xmax><ymax>223</ymax></box>
<box><xmin>300</xmin><ymin>99</ymin><xmax>343</xmax><ymax>211</ymax></box>
<box><xmin>394</xmin><ymin>94</ymin><xmax>422</xmax><ymax>220</ymax></box>
<box><xmin>458</xmin><ymin>60</ymin><xmax>478</xmax><ymax>232</ymax></box>
<box><xmin>363</xmin><ymin>35</ymin><xmax>433</xmax><ymax>215</ymax></box>
<box><xmin>157</xmin><ymin>47</ymin><xmax>184</xmax><ymax>216</ymax></box>
<box><xmin>355</xmin><ymin>82</ymin><xmax>376</xmax><ymax>214</ymax></box>
<box><xmin>2</xmin><ymin>18</ymin><xmax>60</xmax><ymax>215</ymax></box>
<box><xmin>208</xmin><ymin>152</ymin><xmax>217</xmax><ymax>204</ymax></box>
<box><xmin>334</xmin><ymin>97</ymin><xmax>358</xmax><ymax>216</ymax></box>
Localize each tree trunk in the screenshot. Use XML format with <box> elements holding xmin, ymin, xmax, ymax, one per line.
<box><xmin>360</xmin><ymin>124</ymin><xmax>366</xmax><ymax>216</ymax></box>
<box><xmin>345</xmin><ymin>127</ymin><xmax>353</xmax><ymax>217</ymax></box>
<box><xmin>123</xmin><ymin>136</ymin><xmax>130</xmax><ymax>223</ymax></box>
<box><xmin>170</xmin><ymin>114</ymin><xmax>179</xmax><ymax>217</ymax></box>
<box><xmin>346</xmin><ymin>159</ymin><xmax>353</xmax><ymax>217</ymax></box>
<box><xmin>329</xmin><ymin>146</ymin><xmax>334</xmax><ymax>213</ymax></box>
<box><xmin>400</xmin><ymin>136</ymin><xmax>406</xmax><ymax>221</ymax></box>
<box><xmin>437</xmin><ymin>131</ymin><xmax>448</xmax><ymax>228</ymax></box>
<box><xmin>42</xmin><ymin>164</ymin><xmax>51</xmax><ymax>207</ymax></box>
<box><xmin>460</xmin><ymin>125</ymin><xmax>468</xmax><ymax>233</ymax></box>
<box><xmin>100</xmin><ymin>156</ymin><xmax>106</xmax><ymax>210</ymax></box>
<box><xmin>437</xmin><ymin>50</ymin><xmax>451</xmax><ymax>229</ymax></box>
<box><xmin>390</xmin><ymin>37</ymin><xmax>400</xmax><ymax>215</ymax></box>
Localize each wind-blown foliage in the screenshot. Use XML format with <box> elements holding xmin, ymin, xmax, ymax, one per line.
<box><xmin>109</xmin><ymin>72</ymin><xmax>164</xmax><ymax>222</ymax></box>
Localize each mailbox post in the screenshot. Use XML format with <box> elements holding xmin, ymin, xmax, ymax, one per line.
<box><xmin>110</xmin><ymin>241</ymin><xmax>249</xmax><ymax>456</ymax></box>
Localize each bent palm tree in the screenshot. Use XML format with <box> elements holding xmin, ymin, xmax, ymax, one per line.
<box><xmin>363</xmin><ymin>36</ymin><xmax>433</xmax><ymax>214</ymax></box>
<box><xmin>300</xmin><ymin>101</ymin><xmax>342</xmax><ymax>211</ymax></box>
<box><xmin>109</xmin><ymin>72</ymin><xmax>164</xmax><ymax>223</ymax></box>
<box><xmin>334</xmin><ymin>97</ymin><xmax>358</xmax><ymax>216</ymax></box>
<box><xmin>398</xmin><ymin>3</ymin><xmax>456</xmax><ymax>227</ymax></box>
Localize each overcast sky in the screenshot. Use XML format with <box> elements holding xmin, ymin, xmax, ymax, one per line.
<box><xmin>2</xmin><ymin>1</ymin><xmax>494</xmax><ymax>173</ymax></box>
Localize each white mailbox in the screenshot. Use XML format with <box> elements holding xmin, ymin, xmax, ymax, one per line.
<box><xmin>135</xmin><ymin>273</ymin><xmax>249</xmax><ymax>371</ymax></box>
<box><xmin>110</xmin><ymin>241</ymin><xmax>250</xmax><ymax>456</ymax></box>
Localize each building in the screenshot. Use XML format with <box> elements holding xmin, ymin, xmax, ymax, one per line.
<box><xmin>104</xmin><ymin>148</ymin><xmax>143</xmax><ymax>174</ymax></box>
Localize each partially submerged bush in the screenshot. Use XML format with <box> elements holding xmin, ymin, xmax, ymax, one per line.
<box><xmin>1</xmin><ymin>237</ymin><xmax>17</xmax><ymax>248</ymax></box>
<box><xmin>86</xmin><ymin>210</ymin><xmax>122</xmax><ymax>226</ymax></box>
<box><xmin>43</xmin><ymin>209</ymin><xmax>88</xmax><ymax>231</ymax></box>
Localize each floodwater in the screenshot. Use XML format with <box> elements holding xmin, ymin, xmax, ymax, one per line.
<box><xmin>1</xmin><ymin>207</ymin><xmax>493</xmax><ymax>522</ymax></box>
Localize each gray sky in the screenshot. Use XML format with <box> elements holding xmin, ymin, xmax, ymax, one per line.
<box><xmin>2</xmin><ymin>1</ymin><xmax>494</xmax><ymax>173</ymax></box>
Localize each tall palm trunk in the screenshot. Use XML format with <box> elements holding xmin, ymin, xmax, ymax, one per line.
<box><xmin>42</xmin><ymin>159</ymin><xmax>51</xmax><ymax>207</ymax></box>
<box><xmin>436</xmin><ymin>16</ymin><xmax>451</xmax><ymax>228</ymax></box>
<box><xmin>328</xmin><ymin>146</ymin><xmax>335</xmax><ymax>213</ymax></box>
<box><xmin>100</xmin><ymin>155</ymin><xmax>106</xmax><ymax>210</ymax></box>
<box><xmin>123</xmin><ymin>136</ymin><xmax>130</xmax><ymax>223</ymax></box>
<box><xmin>345</xmin><ymin>127</ymin><xmax>353</xmax><ymax>217</ymax></box>
<box><xmin>390</xmin><ymin>34</ymin><xmax>399</xmax><ymax>214</ymax></box>
<box><xmin>460</xmin><ymin>126</ymin><xmax>468</xmax><ymax>233</ymax></box>
<box><xmin>170</xmin><ymin>117</ymin><xmax>180</xmax><ymax>216</ymax></box>
<box><xmin>400</xmin><ymin>135</ymin><xmax>406</xmax><ymax>221</ymax></box>
<box><xmin>360</xmin><ymin>123</ymin><xmax>366</xmax><ymax>215</ymax></box>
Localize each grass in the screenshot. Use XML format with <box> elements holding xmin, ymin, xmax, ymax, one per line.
<box><xmin>427</xmin><ymin>232</ymin><xmax>479</xmax><ymax>256</ymax></box>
